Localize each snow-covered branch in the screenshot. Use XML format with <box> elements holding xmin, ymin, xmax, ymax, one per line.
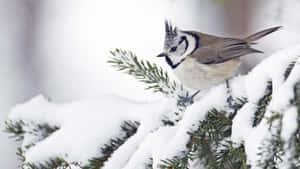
<box><xmin>5</xmin><ymin>45</ymin><xmax>300</xmax><ymax>169</ymax></box>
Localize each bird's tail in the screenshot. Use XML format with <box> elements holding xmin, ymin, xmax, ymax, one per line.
<box><xmin>244</xmin><ymin>26</ymin><xmax>282</xmax><ymax>42</ymax></box>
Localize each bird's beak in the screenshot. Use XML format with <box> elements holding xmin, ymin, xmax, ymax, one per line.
<box><xmin>157</xmin><ymin>53</ymin><xmax>168</xmax><ymax>58</ymax></box>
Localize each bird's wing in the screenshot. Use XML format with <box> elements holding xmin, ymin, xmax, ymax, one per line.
<box><xmin>191</xmin><ymin>38</ymin><xmax>262</xmax><ymax>64</ymax></box>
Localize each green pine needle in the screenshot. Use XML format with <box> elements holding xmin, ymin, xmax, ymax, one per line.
<box><xmin>108</xmin><ymin>49</ymin><xmax>189</xmax><ymax>99</ymax></box>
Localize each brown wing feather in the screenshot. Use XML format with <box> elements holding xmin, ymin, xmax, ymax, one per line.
<box><xmin>189</xmin><ymin>26</ymin><xmax>280</xmax><ymax>65</ymax></box>
<box><xmin>191</xmin><ymin>37</ymin><xmax>262</xmax><ymax>64</ymax></box>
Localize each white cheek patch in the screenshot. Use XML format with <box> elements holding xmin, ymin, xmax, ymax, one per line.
<box><xmin>184</xmin><ymin>34</ymin><xmax>196</xmax><ymax>57</ymax></box>
<box><xmin>177</xmin><ymin>42</ymin><xmax>187</xmax><ymax>56</ymax></box>
<box><xmin>169</xmin><ymin>53</ymin><xmax>186</xmax><ymax>65</ymax></box>
<box><xmin>166</xmin><ymin>32</ymin><xmax>197</xmax><ymax>66</ymax></box>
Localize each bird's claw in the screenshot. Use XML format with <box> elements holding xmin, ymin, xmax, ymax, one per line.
<box><xmin>177</xmin><ymin>96</ymin><xmax>194</xmax><ymax>107</ymax></box>
<box><xmin>225</xmin><ymin>79</ymin><xmax>239</xmax><ymax>110</ymax></box>
<box><xmin>227</xmin><ymin>95</ymin><xmax>240</xmax><ymax>110</ymax></box>
<box><xmin>177</xmin><ymin>90</ymin><xmax>201</xmax><ymax>107</ymax></box>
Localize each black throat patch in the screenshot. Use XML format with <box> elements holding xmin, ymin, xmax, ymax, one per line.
<box><xmin>165</xmin><ymin>56</ymin><xmax>185</xmax><ymax>69</ymax></box>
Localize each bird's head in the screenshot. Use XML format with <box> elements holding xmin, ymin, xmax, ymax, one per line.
<box><xmin>157</xmin><ymin>21</ymin><xmax>191</xmax><ymax>69</ymax></box>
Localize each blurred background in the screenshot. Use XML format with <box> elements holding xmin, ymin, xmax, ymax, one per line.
<box><xmin>1</xmin><ymin>0</ymin><xmax>300</xmax><ymax>168</ymax></box>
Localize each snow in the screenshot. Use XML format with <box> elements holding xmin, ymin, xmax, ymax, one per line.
<box><xmin>156</xmin><ymin>83</ymin><xmax>229</xmax><ymax>161</ymax></box>
<box><xmin>8</xmin><ymin>94</ymin><xmax>177</xmax><ymax>165</ymax></box>
<box><xmin>154</xmin><ymin>45</ymin><xmax>300</xmax><ymax>168</ymax></box>
<box><xmin>281</xmin><ymin>106</ymin><xmax>298</xmax><ymax>142</ymax></box>
<box><xmin>231</xmin><ymin>45</ymin><xmax>300</xmax><ymax>146</ymax></box>
<box><xmin>241</xmin><ymin>46</ymin><xmax>300</xmax><ymax>168</ymax></box>
<box><xmin>121</xmin><ymin>126</ymin><xmax>178</xmax><ymax>169</ymax></box>
<box><xmin>8</xmin><ymin>44</ymin><xmax>300</xmax><ymax>168</ymax></box>
<box><xmin>279</xmin><ymin>106</ymin><xmax>298</xmax><ymax>169</ymax></box>
<box><xmin>231</xmin><ymin>102</ymin><xmax>257</xmax><ymax>145</ymax></box>
<box><xmin>6</xmin><ymin>32</ymin><xmax>300</xmax><ymax>169</ymax></box>
<box><xmin>244</xmin><ymin>117</ymin><xmax>271</xmax><ymax>169</ymax></box>
<box><xmin>102</xmin><ymin>122</ymin><xmax>167</xmax><ymax>169</ymax></box>
<box><xmin>245</xmin><ymin>104</ymin><xmax>298</xmax><ymax>169</ymax></box>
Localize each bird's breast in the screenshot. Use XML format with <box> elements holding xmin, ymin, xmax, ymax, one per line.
<box><xmin>173</xmin><ymin>57</ymin><xmax>241</xmax><ymax>90</ymax></box>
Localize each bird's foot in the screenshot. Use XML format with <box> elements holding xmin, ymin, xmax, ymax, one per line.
<box><xmin>225</xmin><ymin>79</ymin><xmax>239</xmax><ymax>110</ymax></box>
<box><xmin>226</xmin><ymin>94</ymin><xmax>239</xmax><ymax>110</ymax></box>
<box><xmin>178</xmin><ymin>90</ymin><xmax>201</xmax><ymax>107</ymax></box>
<box><xmin>178</xmin><ymin>96</ymin><xmax>194</xmax><ymax>107</ymax></box>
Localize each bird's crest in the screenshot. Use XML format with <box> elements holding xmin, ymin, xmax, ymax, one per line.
<box><xmin>164</xmin><ymin>20</ymin><xmax>179</xmax><ymax>48</ymax></box>
<box><xmin>165</xmin><ymin>20</ymin><xmax>178</xmax><ymax>37</ymax></box>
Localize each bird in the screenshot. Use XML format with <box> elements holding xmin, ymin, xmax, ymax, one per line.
<box><xmin>157</xmin><ymin>21</ymin><xmax>281</xmax><ymax>92</ymax></box>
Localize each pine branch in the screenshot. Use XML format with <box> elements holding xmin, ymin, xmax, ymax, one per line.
<box><xmin>6</xmin><ymin>119</ymin><xmax>139</xmax><ymax>169</ymax></box>
<box><xmin>253</xmin><ymin>81</ymin><xmax>272</xmax><ymax>127</ymax></box>
<box><xmin>159</xmin><ymin>108</ymin><xmax>247</xmax><ymax>169</ymax></box>
<box><xmin>7</xmin><ymin>48</ymin><xmax>300</xmax><ymax>169</ymax></box>
<box><xmin>16</xmin><ymin>147</ymin><xmax>75</xmax><ymax>169</ymax></box>
<box><xmin>83</xmin><ymin>121</ymin><xmax>140</xmax><ymax>169</ymax></box>
<box><xmin>189</xmin><ymin>109</ymin><xmax>247</xmax><ymax>169</ymax></box>
<box><xmin>159</xmin><ymin>153</ymin><xmax>192</xmax><ymax>169</ymax></box>
<box><xmin>294</xmin><ymin>129</ymin><xmax>300</xmax><ymax>168</ymax></box>
<box><xmin>4</xmin><ymin>120</ymin><xmax>25</xmax><ymax>141</ymax></box>
<box><xmin>284</xmin><ymin>60</ymin><xmax>297</xmax><ymax>81</ymax></box>
<box><xmin>4</xmin><ymin>121</ymin><xmax>73</xmax><ymax>169</ymax></box>
<box><xmin>108</xmin><ymin>49</ymin><xmax>189</xmax><ymax>99</ymax></box>
<box><xmin>257</xmin><ymin>79</ymin><xmax>300</xmax><ymax>169</ymax></box>
<box><xmin>257</xmin><ymin>133</ymin><xmax>285</xmax><ymax>169</ymax></box>
<box><xmin>216</xmin><ymin>141</ymin><xmax>248</xmax><ymax>169</ymax></box>
<box><xmin>24</xmin><ymin>157</ymin><xmax>72</xmax><ymax>169</ymax></box>
<box><xmin>4</xmin><ymin>120</ymin><xmax>59</xmax><ymax>148</ymax></box>
<box><xmin>292</xmin><ymin>82</ymin><xmax>300</xmax><ymax>168</ymax></box>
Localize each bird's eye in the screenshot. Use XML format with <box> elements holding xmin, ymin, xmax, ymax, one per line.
<box><xmin>170</xmin><ymin>46</ymin><xmax>177</xmax><ymax>52</ymax></box>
